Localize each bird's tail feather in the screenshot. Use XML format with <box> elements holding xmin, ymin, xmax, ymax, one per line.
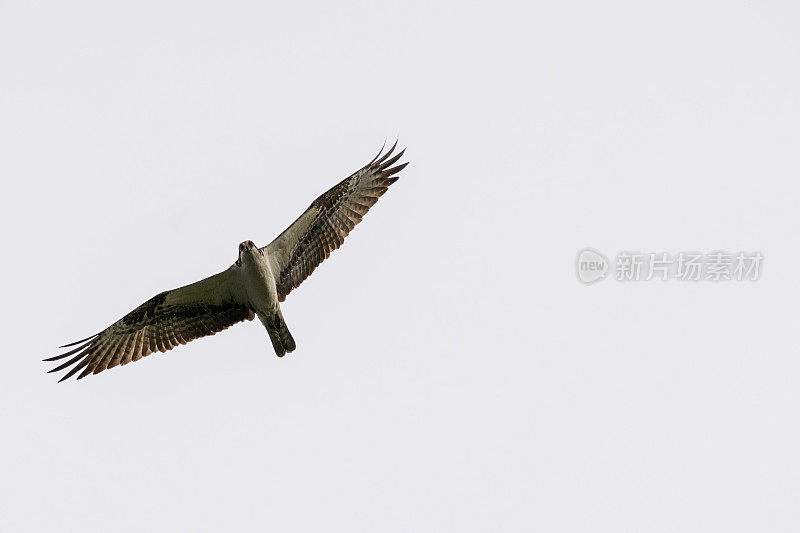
<box><xmin>260</xmin><ymin>310</ymin><xmax>296</xmax><ymax>357</ymax></box>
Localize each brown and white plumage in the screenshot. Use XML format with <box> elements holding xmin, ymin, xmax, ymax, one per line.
<box><xmin>264</xmin><ymin>140</ymin><xmax>407</xmax><ymax>301</ymax></box>
<box><xmin>45</xmin><ymin>269</ymin><xmax>254</xmax><ymax>382</ymax></box>
<box><xmin>46</xmin><ymin>142</ymin><xmax>407</xmax><ymax>382</ymax></box>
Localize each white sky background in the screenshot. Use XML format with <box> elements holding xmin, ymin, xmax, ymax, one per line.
<box><xmin>1</xmin><ymin>1</ymin><xmax>799</xmax><ymax>531</ymax></box>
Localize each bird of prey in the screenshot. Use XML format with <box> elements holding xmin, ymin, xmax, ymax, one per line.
<box><xmin>45</xmin><ymin>142</ymin><xmax>408</xmax><ymax>382</ymax></box>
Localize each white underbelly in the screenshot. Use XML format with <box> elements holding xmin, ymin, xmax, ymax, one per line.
<box><xmin>242</xmin><ymin>259</ymin><xmax>278</xmax><ymax>314</ymax></box>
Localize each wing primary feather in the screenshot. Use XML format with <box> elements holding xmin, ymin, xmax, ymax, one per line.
<box><xmin>77</xmin><ymin>363</ymin><xmax>95</xmax><ymax>380</ymax></box>
<box><xmin>47</xmin><ymin>348</ymin><xmax>91</xmax><ymax>373</ymax></box>
<box><xmin>59</xmin><ymin>356</ymin><xmax>91</xmax><ymax>382</ymax></box>
<box><xmin>43</xmin><ymin>340</ymin><xmax>93</xmax><ymax>361</ymax></box>
<box><xmin>372</xmin><ymin>139</ymin><xmax>398</xmax><ymax>167</ymax></box>
<box><xmin>108</xmin><ymin>333</ymin><xmax>134</xmax><ymax>370</ymax></box>
<box><xmin>377</xmin><ymin>149</ymin><xmax>405</xmax><ymax>171</ymax></box>
<box><xmin>58</xmin><ymin>333</ymin><xmax>99</xmax><ymax>348</ymax></box>
<box><xmin>94</xmin><ymin>336</ymin><xmax>123</xmax><ymax>374</ymax></box>
<box><xmin>382</xmin><ymin>161</ymin><xmax>409</xmax><ymax>177</ymax></box>
<box><xmin>84</xmin><ymin>337</ymin><xmax>112</xmax><ymax>376</ymax></box>
<box><xmin>366</xmin><ymin>140</ymin><xmax>387</xmax><ymax>166</ymax></box>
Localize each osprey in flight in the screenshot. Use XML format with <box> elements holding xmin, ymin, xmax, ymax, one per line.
<box><xmin>45</xmin><ymin>142</ymin><xmax>408</xmax><ymax>382</ymax></box>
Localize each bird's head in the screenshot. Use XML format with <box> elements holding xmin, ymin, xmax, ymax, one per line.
<box><xmin>236</xmin><ymin>240</ymin><xmax>262</xmax><ymax>266</ymax></box>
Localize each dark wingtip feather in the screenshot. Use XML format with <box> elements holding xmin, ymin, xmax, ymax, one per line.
<box><xmin>378</xmin><ymin>149</ymin><xmax>406</xmax><ymax>171</ymax></box>
<box><xmin>58</xmin><ymin>357</ymin><xmax>90</xmax><ymax>382</ymax></box>
<box><xmin>383</xmin><ymin>161</ymin><xmax>409</xmax><ymax>177</ymax></box>
<box><xmin>59</xmin><ymin>333</ymin><xmax>98</xmax><ymax>348</ymax></box>
<box><xmin>367</xmin><ymin>140</ymin><xmax>387</xmax><ymax>166</ymax></box>
<box><xmin>373</xmin><ymin>139</ymin><xmax>398</xmax><ymax>167</ymax></box>
<box><xmin>58</xmin><ymin>370</ymin><xmax>78</xmax><ymax>383</ymax></box>
<box><xmin>43</xmin><ymin>340</ymin><xmax>93</xmax><ymax>361</ymax></box>
<box><xmin>47</xmin><ymin>350</ymin><xmax>90</xmax><ymax>373</ymax></box>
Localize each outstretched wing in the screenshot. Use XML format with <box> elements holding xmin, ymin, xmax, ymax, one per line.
<box><xmin>263</xmin><ymin>141</ymin><xmax>408</xmax><ymax>301</ymax></box>
<box><xmin>45</xmin><ymin>267</ymin><xmax>253</xmax><ymax>382</ymax></box>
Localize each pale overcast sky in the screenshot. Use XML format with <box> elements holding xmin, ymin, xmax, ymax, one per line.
<box><xmin>2</xmin><ymin>1</ymin><xmax>799</xmax><ymax>531</ymax></box>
